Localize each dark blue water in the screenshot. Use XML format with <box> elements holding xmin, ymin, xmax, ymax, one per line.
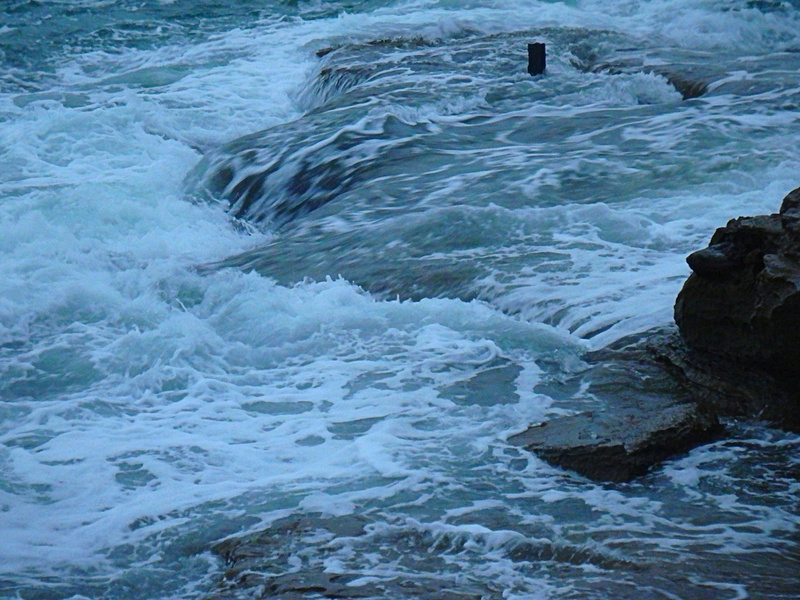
<box><xmin>1</xmin><ymin>1</ymin><xmax>799</xmax><ymax>598</ymax></box>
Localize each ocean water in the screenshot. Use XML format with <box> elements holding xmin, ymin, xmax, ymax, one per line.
<box><xmin>1</xmin><ymin>1</ymin><xmax>799</xmax><ymax>599</ymax></box>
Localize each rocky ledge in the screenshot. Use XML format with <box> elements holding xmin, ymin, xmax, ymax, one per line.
<box><xmin>511</xmin><ymin>186</ymin><xmax>800</xmax><ymax>482</ymax></box>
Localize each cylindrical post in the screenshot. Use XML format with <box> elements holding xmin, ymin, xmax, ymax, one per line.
<box><xmin>528</xmin><ymin>42</ymin><xmax>546</xmax><ymax>76</ymax></box>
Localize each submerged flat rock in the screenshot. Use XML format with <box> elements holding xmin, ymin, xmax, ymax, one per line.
<box><xmin>509</xmin><ymin>402</ymin><xmax>722</xmax><ymax>483</ymax></box>
<box><xmin>510</xmin><ymin>323</ymin><xmax>800</xmax><ymax>483</ymax></box>
<box><xmin>509</xmin><ymin>329</ymin><xmax>725</xmax><ymax>482</ymax></box>
<box><xmin>204</xmin><ymin>514</ymin><xmax>493</xmax><ymax>600</ymax></box>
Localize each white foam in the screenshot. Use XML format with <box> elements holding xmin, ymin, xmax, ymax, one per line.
<box><xmin>1</xmin><ymin>260</ymin><xmax>558</xmax><ymax>571</ymax></box>
<box><xmin>2</xmin><ymin>1</ymin><xmax>800</xmax><ymax>597</ymax></box>
<box><xmin>579</xmin><ymin>0</ymin><xmax>800</xmax><ymax>51</ymax></box>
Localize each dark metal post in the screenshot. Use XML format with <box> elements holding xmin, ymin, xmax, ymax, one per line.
<box><xmin>528</xmin><ymin>43</ymin><xmax>546</xmax><ymax>76</ymax></box>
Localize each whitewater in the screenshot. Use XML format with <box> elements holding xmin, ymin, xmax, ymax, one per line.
<box><xmin>1</xmin><ymin>1</ymin><xmax>799</xmax><ymax>598</ymax></box>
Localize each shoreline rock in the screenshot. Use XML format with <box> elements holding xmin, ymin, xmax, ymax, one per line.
<box><xmin>509</xmin><ymin>329</ymin><xmax>725</xmax><ymax>483</ymax></box>
<box><xmin>512</xmin><ymin>186</ymin><xmax>800</xmax><ymax>482</ymax></box>
<box><xmin>675</xmin><ymin>186</ymin><xmax>800</xmax><ymax>389</ymax></box>
<box><xmin>508</xmin><ymin>398</ymin><xmax>722</xmax><ymax>483</ymax></box>
<box><xmin>204</xmin><ymin>514</ymin><xmax>490</xmax><ymax>600</ymax></box>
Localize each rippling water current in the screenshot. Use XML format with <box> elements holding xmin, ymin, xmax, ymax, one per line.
<box><xmin>1</xmin><ymin>1</ymin><xmax>799</xmax><ymax>599</ymax></box>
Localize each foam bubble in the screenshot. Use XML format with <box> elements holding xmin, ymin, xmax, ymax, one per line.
<box><xmin>2</xmin><ymin>1</ymin><xmax>800</xmax><ymax>598</ymax></box>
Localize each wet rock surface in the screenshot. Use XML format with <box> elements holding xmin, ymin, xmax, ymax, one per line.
<box><xmin>510</xmin><ymin>326</ymin><xmax>800</xmax><ymax>482</ymax></box>
<box><xmin>514</xmin><ymin>186</ymin><xmax>800</xmax><ymax>482</ymax></box>
<box><xmin>508</xmin><ymin>402</ymin><xmax>721</xmax><ymax>483</ymax></box>
<box><xmin>203</xmin><ymin>515</ymin><xmax>491</xmax><ymax>600</ymax></box>
<box><xmin>202</xmin><ymin>511</ymin><xmax>651</xmax><ymax>600</ymax></box>
<box><xmin>675</xmin><ymin>185</ymin><xmax>800</xmax><ymax>388</ymax></box>
<box><xmin>652</xmin><ymin>329</ymin><xmax>800</xmax><ymax>430</ymax></box>
<box><xmin>509</xmin><ymin>330</ymin><xmax>725</xmax><ymax>483</ymax></box>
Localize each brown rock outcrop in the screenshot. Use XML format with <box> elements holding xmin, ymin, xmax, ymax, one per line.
<box><xmin>512</xmin><ymin>186</ymin><xmax>800</xmax><ymax>482</ymax></box>
<box><xmin>674</xmin><ymin>186</ymin><xmax>800</xmax><ymax>389</ymax></box>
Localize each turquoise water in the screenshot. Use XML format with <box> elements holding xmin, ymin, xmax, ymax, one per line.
<box><xmin>1</xmin><ymin>1</ymin><xmax>799</xmax><ymax>598</ymax></box>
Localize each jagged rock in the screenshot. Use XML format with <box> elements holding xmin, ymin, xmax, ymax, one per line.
<box><xmin>662</xmin><ymin>72</ymin><xmax>708</xmax><ymax>100</ymax></box>
<box><xmin>674</xmin><ymin>185</ymin><xmax>800</xmax><ymax>388</ymax></box>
